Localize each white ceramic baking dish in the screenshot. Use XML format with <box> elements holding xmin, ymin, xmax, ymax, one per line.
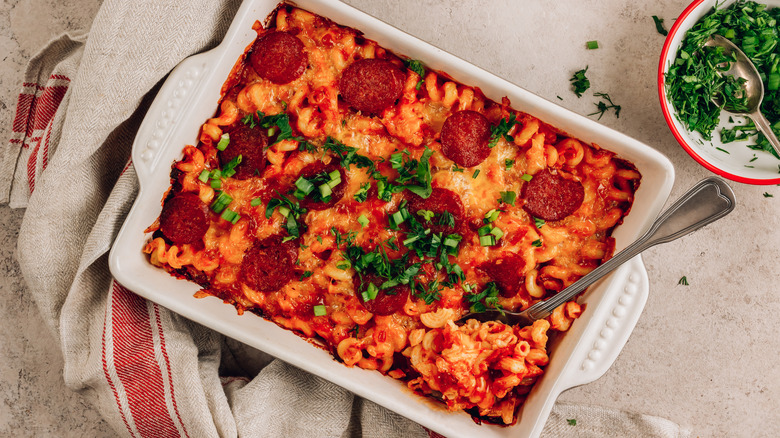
<box><xmin>109</xmin><ymin>0</ymin><xmax>675</xmax><ymax>436</ymax></box>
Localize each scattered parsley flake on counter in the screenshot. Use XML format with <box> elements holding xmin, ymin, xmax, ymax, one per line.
<box><xmin>652</xmin><ymin>15</ymin><xmax>668</xmax><ymax>36</ymax></box>
<box><xmin>716</xmin><ymin>147</ymin><xmax>731</xmax><ymax>154</ymax></box>
<box><xmin>586</xmin><ymin>40</ymin><xmax>599</xmax><ymax>50</ymax></box>
<box><xmin>556</xmin><ymin>95</ymin><xmax>563</xmax><ymax>100</ymax></box>
<box><xmin>570</xmin><ymin>67</ymin><xmax>590</xmax><ymax>98</ymax></box>
<box><xmin>764</xmin><ymin>192</ymin><xmax>774</xmax><ymax>197</ymax></box>
<box><xmin>588</xmin><ymin>92</ymin><xmax>621</xmax><ymax>119</ymax></box>
<box><xmin>567</xmin><ymin>419</ymin><xmax>578</xmax><ymax>426</ymax></box>
<box><xmin>678</xmin><ymin>276</ymin><xmax>689</xmax><ymax>286</ymax></box>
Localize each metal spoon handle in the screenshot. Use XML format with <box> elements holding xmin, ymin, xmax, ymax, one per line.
<box><xmin>750</xmin><ymin>109</ymin><xmax>780</xmax><ymax>157</ymax></box>
<box><xmin>525</xmin><ymin>177</ymin><xmax>736</xmax><ymax>320</ymax></box>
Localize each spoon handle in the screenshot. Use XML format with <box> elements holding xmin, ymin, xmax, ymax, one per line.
<box><xmin>750</xmin><ymin>110</ymin><xmax>780</xmax><ymax>158</ymax></box>
<box><xmin>525</xmin><ymin>177</ymin><xmax>736</xmax><ymax>321</ymax></box>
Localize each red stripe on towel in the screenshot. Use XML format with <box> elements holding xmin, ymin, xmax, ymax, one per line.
<box><xmin>111</xmin><ymin>283</ymin><xmax>182</xmax><ymax>438</ymax></box>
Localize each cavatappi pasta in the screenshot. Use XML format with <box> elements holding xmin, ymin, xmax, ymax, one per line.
<box><xmin>144</xmin><ymin>3</ymin><xmax>640</xmax><ymax>425</ymax></box>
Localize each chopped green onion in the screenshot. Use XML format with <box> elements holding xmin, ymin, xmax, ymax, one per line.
<box><xmin>490</xmin><ymin>227</ymin><xmax>504</xmax><ymax>239</ymax></box>
<box><xmin>534</xmin><ymin>217</ymin><xmax>545</xmax><ymax>228</ymax></box>
<box><xmin>403</xmin><ymin>235</ymin><xmax>422</xmax><ymax>246</ymax></box>
<box><xmin>250</xmin><ymin>197</ymin><xmax>263</xmax><ymax>207</ymax></box>
<box><xmin>505</xmin><ymin>159</ymin><xmax>515</xmax><ymax>170</ymax></box>
<box><xmin>484</xmin><ymin>209</ymin><xmax>500</xmax><ymax>223</ymax></box>
<box><xmin>366</xmin><ymin>283</ymin><xmax>379</xmax><ymax>300</ymax></box>
<box><xmin>313</xmin><ymin>305</ymin><xmax>327</xmax><ymax>316</ymax></box>
<box><xmin>278</xmin><ymin>205</ymin><xmax>291</xmax><ymax>218</ymax></box>
<box><xmin>198</xmin><ymin>170</ymin><xmax>210</xmax><ymax>182</ymax></box>
<box><xmin>586</xmin><ymin>40</ymin><xmax>599</xmax><ymax>50</ymax></box>
<box><xmin>391</xmin><ymin>211</ymin><xmax>406</xmax><ymax>226</ymax></box>
<box><xmin>210</xmin><ymin>169</ymin><xmax>222</xmax><ymax>180</ymax></box>
<box><xmin>532</xmin><ymin>239</ymin><xmax>542</xmax><ymax>248</ymax></box>
<box><xmin>220</xmin><ymin>208</ymin><xmax>239</xmax><ymax>223</ymax></box>
<box><xmin>210</xmin><ymin>179</ymin><xmax>221</xmax><ymax>189</ymax></box>
<box><xmin>479</xmin><ymin>235</ymin><xmax>496</xmax><ymax>247</ymax></box>
<box><xmin>210</xmin><ymin>192</ymin><xmax>232</xmax><ymax>213</ymax></box>
<box><xmin>477</xmin><ymin>225</ymin><xmax>492</xmax><ymax>236</ymax></box>
<box><xmin>499</xmin><ymin>191</ymin><xmax>517</xmax><ymax>206</ymax></box>
<box><xmin>328</xmin><ymin>170</ymin><xmax>340</xmax><ymax>181</ymax></box>
<box><xmin>294</xmin><ymin>177</ymin><xmax>315</xmax><ymax>198</ymax></box>
<box><xmin>472</xmin><ymin>169</ymin><xmax>480</xmax><ymax>178</ymax></box>
<box><xmin>318</xmin><ymin>183</ymin><xmax>332</xmax><ymax>198</ymax></box>
<box><xmin>521</xmin><ymin>173</ymin><xmax>533</xmax><ymax>182</ymax></box>
<box><xmin>216</xmin><ymin>133</ymin><xmax>230</xmax><ymax>151</ymax></box>
<box><xmin>357</xmin><ymin>214</ymin><xmax>369</xmax><ymax>228</ymax></box>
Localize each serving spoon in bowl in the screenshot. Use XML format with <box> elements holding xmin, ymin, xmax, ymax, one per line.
<box><xmin>705</xmin><ymin>34</ymin><xmax>780</xmax><ymax>158</ymax></box>
<box><xmin>458</xmin><ymin>177</ymin><xmax>736</xmax><ymax>326</ymax></box>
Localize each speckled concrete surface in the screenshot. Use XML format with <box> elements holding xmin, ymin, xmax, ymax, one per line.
<box><xmin>2</xmin><ymin>0</ymin><xmax>779</xmax><ymax>437</ymax></box>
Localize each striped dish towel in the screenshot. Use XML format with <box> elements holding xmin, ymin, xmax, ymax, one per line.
<box><xmin>1</xmin><ymin>0</ymin><xmax>690</xmax><ymax>437</ymax></box>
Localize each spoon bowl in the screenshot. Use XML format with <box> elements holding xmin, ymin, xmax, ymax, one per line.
<box><xmin>704</xmin><ymin>34</ymin><xmax>780</xmax><ymax>157</ymax></box>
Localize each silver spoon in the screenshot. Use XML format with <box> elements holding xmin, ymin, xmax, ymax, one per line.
<box><xmin>705</xmin><ymin>34</ymin><xmax>780</xmax><ymax>157</ymax></box>
<box><xmin>458</xmin><ymin>177</ymin><xmax>736</xmax><ymax>326</ymax></box>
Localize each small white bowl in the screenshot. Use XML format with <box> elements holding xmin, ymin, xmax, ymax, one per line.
<box><xmin>659</xmin><ymin>0</ymin><xmax>780</xmax><ymax>185</ymax></box>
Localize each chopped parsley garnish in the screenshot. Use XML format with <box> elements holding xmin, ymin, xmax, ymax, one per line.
<box><xmin>488</xmin><ymin>113</ymin><xmax>518</xmax><ymax>148</ymax></box>
<box><xmin>322</xmin><ymin>137</ymin><xmax>375</xmax><ymax>172</ymax></box>
<box><xmin>466</xmin><ymin>282</ymin><xmax>503</xmax><ymax>314</ymax></box>
<box><xmin>417</xmin><ymin>209</ymin><xmax>435</xmax><ymax>222</ymax></box>
<box><xmin>665</xmin><ymin>1</ymin><xmax>780</xmax><ymax>158</ymax></box>
<box><xmin>472</xmin><ymin>169</ymin><xmax>480</xmax><ymax>178</ymax></box>
<box><xmin>505</xmin><ymin>159</ymin><xmax>515</xmax><ymax>170</ymax></box>
<box><xmin>300</xmin><ymin>271</ymin><xmax>313</xmax><ymax>281</ymax></box>
<box><xmin>372</xmin><ymin>146</ymin><xmax>434</xmax><ymax>200</ymax></box>
<box><xmin>404</xmin><ymin>59</ymin><xmax>426</xmax><ymax>90</ymax></box>
<box><xmin>570</xmin><ymin>67</ymin><xmax>590</xmax><ymax>98</ymax></box>
<box><xmin>532</xmin><ymin>239</ymin><xmax>542</xmax><ymax>248</ymax></box>
<box><xmin>652</xmin><ymin>15</ymin><xmax>668</xmax><ymax>36</ymax></box>
<box><xmin>534</xmin><ymin>217</ymin><xmax>545</xmax><ymax>228</ymax></box>
<box><xmin>241</xmin><ymin>111</ymin><xmax>304</xmax><ymax>146</ymax></box>
<box><xmin>452</xmin><ymin>164</ymin><xmax>465</xmax><ymax>172</ymax></box>
<box><xmin>764</xmin><ymin>192</ymin><xmax>774</xmax><ymax>197</ymax></box>
<box><xmin>586</xmin><ymin>40</ymin><xmax>599</xmax><ymax>50</ymax></box>
<box><xmin>588</xmin><ymin>92</ymin><xmax>622</xmax><ymax>119</ymax></box>
<box><xmin>354</xmin><ymin>182</ymin><xmax>371</xmax><ymax>202</ymax></box>
<box><xmin>678</xmin><ymin>276</ymin><xmax>689</xmax><ymax>286</ymax></box>
<box><xmin>438</xmin><ymin>211</ymin><xmax>456</xmax><ymax>228</ymax></box>
<box><xmin>265</xmin><ymin>193</ymin><xmax>307</xmax><ymax>241</ymax></box>
<box><xmin>567</xmin><ymin>419</ymin><xmax>578</xmax><ymax>426</ymax></box>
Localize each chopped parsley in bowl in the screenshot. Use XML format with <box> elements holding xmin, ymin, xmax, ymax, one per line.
<box><xmin>659</xmin><ymin>0</ymin><xmax>780</xmax><ymax>184</ymax></box>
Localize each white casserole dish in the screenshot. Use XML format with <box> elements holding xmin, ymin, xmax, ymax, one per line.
<box><xmin>108</xmin><ymin>0</ymin><xmax>675</xmax><ymax>436</ymax></box>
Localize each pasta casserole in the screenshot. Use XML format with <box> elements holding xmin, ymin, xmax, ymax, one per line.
<box><xmin>143</xmin><ymin>2</ymin><xmax>641</xmax><ymax>425</ymax></box>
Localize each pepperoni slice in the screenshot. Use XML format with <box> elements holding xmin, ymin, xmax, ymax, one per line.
<box><xmin>406</xmin><ymin>187</ymin><xmax>464</xmax><ymax>235</ymax></box>
<box><xmin>296</xmin><ymin>161</ymin><xmax>347</xmax><ymax>211</ymax></box>
<box><xmin>159</xmin><ymin>193</ymin><xmax>210</xmax><ymax>245</ymax></box>
<box><xmin>354</xmin><ymin>271</ymin><xmax>410</xmax><ymax>316</ymax></box>
<box><xmin>440</xmin><ymin>110</ymin><xmax>492</xmax><ymax>167</ymax></box>
<box><xmin>249</xmin><ymin>31</ymin><xmax>307</xmax><ymax>84</ymax></box>
<box><xmin>218</xmin><ymin>122</ymin><xmax>268</xmax><ymax>180</ymax></box>
<box><xmin>522</xmin><ymin>169</ymin><xmax>585</xmax><ymax>221</ymax></box>
<box><xmin>478</xmin><ymin>254</ymin><xmax>526</xmax><ymax>298</ymax></box>
<box><xmin>339</xmin><ymin>58</ymin><xmax>404</xmax><ymax>114</ymax></box>
<box><xmin>240</xmin><ymin>235</ymin><xmax>298</xmax><ymax>292</ymax></box>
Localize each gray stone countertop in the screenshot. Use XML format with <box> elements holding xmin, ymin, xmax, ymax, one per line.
<box><xmin>1</xmin><ymin>0</ymin><xmax>779</xmax><ymax>437</ymax></box>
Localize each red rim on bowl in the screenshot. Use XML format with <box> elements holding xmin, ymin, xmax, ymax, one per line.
<box><xmin>658</xmin><ymin>0</ymin><xmax>780</xmax><ymax>185</ymax></box>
